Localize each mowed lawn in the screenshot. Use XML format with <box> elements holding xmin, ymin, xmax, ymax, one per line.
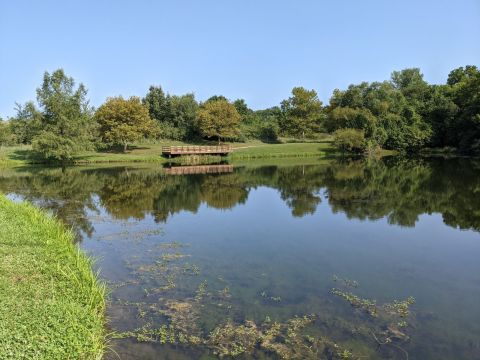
<box><xmin>0</xmin><ymin>139</ymin><xmax>336</xmax><ymax>166</ymax></box>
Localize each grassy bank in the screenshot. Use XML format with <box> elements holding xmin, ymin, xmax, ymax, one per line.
<box><xmin>0</xmin><ymin>196</ymin><xmax>106</xmax><ymax>359</ymax></box>
<box><xmin>0</xmin><ymin>139</ymin><xmax>337</xmax><ymax>166</ymax></box>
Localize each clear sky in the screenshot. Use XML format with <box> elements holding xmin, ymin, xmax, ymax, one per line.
<box><xmin>1</xmin><ymin>0</ymin><xmax>479</xmax><ymax>117</ymax></box>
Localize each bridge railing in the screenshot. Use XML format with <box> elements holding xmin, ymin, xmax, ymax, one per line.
<box><xmin>162</xmin><ymin>145</ymin><xmax>232</xmax><ymax>155</ymax></box>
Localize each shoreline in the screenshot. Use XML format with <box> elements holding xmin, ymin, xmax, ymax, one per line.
<box><xmin>0</xmin><ymin>196</ymin><xmax>106</xmax><ymax>359</ymax></box>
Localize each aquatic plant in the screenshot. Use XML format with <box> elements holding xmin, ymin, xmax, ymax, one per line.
<box><xmin>331</xmin><ymin>288</ymin><xmax>378</xmax><ymax>316</ymax></box>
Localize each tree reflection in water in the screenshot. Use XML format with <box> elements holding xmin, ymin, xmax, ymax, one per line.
<box><xmin>1</xmin><ymin>157</ymin><xmax>480</xmax><ymax>239</ymax></box>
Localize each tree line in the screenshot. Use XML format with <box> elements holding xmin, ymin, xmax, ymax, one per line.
<box><xmin>0</xmin><ymin>65</ymin><xmax>479</xmax><ymax>160</ymax></box>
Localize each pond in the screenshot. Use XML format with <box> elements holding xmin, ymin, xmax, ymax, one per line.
<box><xmin>1</xmin><ymin>157</ymin><xmax>480</xmax><ymax>359</ymax></box>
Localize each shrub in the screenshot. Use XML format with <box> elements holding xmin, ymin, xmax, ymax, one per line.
<box><xmin>333</xmin><ymin>128</ymin><xmax>366</xmax><ymax>153</ymax></box>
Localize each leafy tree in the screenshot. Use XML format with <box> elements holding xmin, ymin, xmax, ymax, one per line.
<box><xmin>280</xmin><ymin>87</ymin><xmax>323</xmax><ymax>139</ymax></box>
<box><xmin>143</xmin><ymin>86</ymin><xmax>170</xmax><ymax>123</ymax></box>
<box><xmin>0</xmin><ymin>119</ymin><xmax>11</xmax><ymax>147</ymax></box>
<box><xmin>95</xmin><ymin>96</ymin><xmax>157</xmax><ymax>152</ymax></box>
<box><xmin>446</xmin><ymin>66</ymin><xmax>480</xmax><ymax>152</ymax></box>
<box><xmin>333</xmin><ymin>128</ymin><xmax>366</xmax><ymax>153</ymax></box>
<box><xmin>205</xmin><ymin>95</ymin><xmax>229</xmax><ymax>104</ymax></box>
<box><xmin>143</xmin><ymin>86</ymin><xmax>199</xmax><ymax>140</ymax></box>
<box><xmin>32</xmin><ymin>69</ymin><xmax>95</xmax><ymax>160</ymax></box>
<box><xmin>325</xmin><ymin>107</ymin><xmax>378</xmax><ymax>138</ymax></box>
<box><xmin>8</xmin><ymin>102</ymin><xmax>42</xmax><ymax>144</ymax></box>
<box><xmin>259</xmin><ymin>120</ymin><xmax>280</xmax><ymax>143</ymax></box>
<box><xmin>167</xmin><ymin>93</ymin><xmax>199</xmax><ymax>140</ymax></box>
<box><xmin>326</xmin><ymin>72</ymin><xmax>432</xmax><ymax>152</ymax></box>
<box><xmin>391</xmin><ymin>68</ymin><xmax>430</xmax><ymax>109</ymax></box>
<box><xmin>233</xmin><ymin>99</ymin><xmax>252</xmax><ymax>117</ymax></box>
<box><xmin>195</xmin><ymin>99</ymin><xmax>241</xmax><ymax>143</ymax></box>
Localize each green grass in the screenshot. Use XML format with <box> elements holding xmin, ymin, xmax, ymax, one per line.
<box><xmin>0</xmin><ymin>195</ymin><xmax>106</xmax><ymax>359</ymax></box>
<box><xmin>0</xmin><ymin>139</ymin><xmax>337</xmax><ymax>166</ymax></box>
<box><xmin>230</xmin><ymin>140</ymin><xmax>336</xmax><ymax>159</ymax></box>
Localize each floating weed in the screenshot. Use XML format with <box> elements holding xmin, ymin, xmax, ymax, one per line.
<box><xmin>331</xmin><ymin>277</ymin><xmax>415</xmax><ymax>359</ymax></box>
<box><xmin>208</xmin><ymin>320</ymin><xmax>259</xmax><ymax>357</ymax></box>
<box><xmin>331</xmin><ymin>288</ymin><xmax>378</xmax><ymax>316</ymax></box>
<box><xmin>182</xmin><ymin>263</ymin><xmax>200</xmax><ymax>276</ymax></box>
<box><xmin>333</xmin><ymin>274</ymin><xmax>359</xmax><ymax>288</ymax></box>
<box><xmin>384</xmin><ymin>296</ymin><xmax>415</xmax><ymax>317</ymax></box>
<box><xmin>158</xmin><ymin>241</ymin><xmax>186</xmax><ymax>249</ymax></box>
<box><xmin>160</xmin><ymin>252</ymin><xmax>187</xmax><ymax>262</ymax></box>
<box><xmin>195</xmin><ymin>280</ymin><xmax>208</xmax><ymax>302</ymax></box>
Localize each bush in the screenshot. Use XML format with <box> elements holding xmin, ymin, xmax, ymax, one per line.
<box><xmin>259</xmin><ymin>121</ymin><xmax>279</xmax><ymax>143</ymax></box>
<box><xmin>333</xmin><ymin>128</ymin><xmax>366</xmax><ymax>153</ymax></box>
<box><xmin>32</xmin><ymin>132</ymin><xmax>78</xmax><ymax>161</ymax></box>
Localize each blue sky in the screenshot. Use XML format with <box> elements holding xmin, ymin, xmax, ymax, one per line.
<box><xmin>1</xmin><ymin>0</ymin><xmax>479</xmax><ymax>117</ymax></box>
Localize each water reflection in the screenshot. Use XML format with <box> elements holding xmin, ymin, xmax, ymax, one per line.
<box><xmin>2</xmin><ymin>158</ymin><xmax>480</xmax><ymax>235</ymax></box>
<box><xmin>2</xmin><ymin>158</ymin><xmax>480</xmax><ymax>359</ymax></box>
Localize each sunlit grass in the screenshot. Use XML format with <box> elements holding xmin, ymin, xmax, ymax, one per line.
<box><xmin>0</xmin><ymin>195</ymin><xmax>106</xmax><ymax>359</ymax></box>
<box><xmin>0</xmin><ymin>139</ymin><xmax>337</xmax><ymax>166</ymax></box>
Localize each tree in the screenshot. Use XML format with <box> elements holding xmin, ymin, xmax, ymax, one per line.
<box><xmin>391</xmin><ymin>68</ymin><xmax>430</xmax><ymax>109</ymax></box>
<box><xmin>143</xmin><ymin>86</ymin><xmax>171</xmax><ymax>124</ymax></box>
<box><xmin>167</xmin><ymin>93</ymin><xmax>199</xmax><ymax>140</ymax></box>
<box><xmin>9</xmin><ymin>102</ymin><xmax>42</xmax><ymax>144</ymax></box>
<box><xmin>0</xmin><ymin>119</ymin><xmax>11</xmax><ymax>147</ymax></box>
<box><xmin>32</xmin><ymin>69</ymin><xmax>95</xmax><ymax>160</ymax></box>
<box><xmin>446</xmin><ymin>66</ymin><xmax>480</xmax><ymax>152</ymax></box>
<box><xmin>195</xmin><ymin>99</ymin><xmax>241</xmax><ymax>143</ymax></box>
<box><xmin>333</xmin><ymin>128</ymin><xmax>366</xmax><ymax>153</ymax></box>
<box><xmin>205</xmin><ymin>95</ymin><xmax>229</xmax><ymax>104</ymax></box>
<box><xmin>280</xmin><ymin>87</ymin><xmax>323</xmax><ymax>139</ymax></box>
<box><xmin>95</xmin><ymin>96</ymin><xmax>157</xmax><ymax>152</ymax></box>
<box><xmin>143</xmin><ymin>86</ymin><xmax>199</xmax><ymax>140</ymax></box>
<box><xmin>233</xmin><ymin>99</ymin><xmax>252</xmax><ymax>117</ymax></box>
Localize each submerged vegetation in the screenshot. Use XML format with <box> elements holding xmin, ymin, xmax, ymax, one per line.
<box><xmin>109</xmin><ymin>233</ymin><xmax>416</xmax><ymax>359</ymax></box>
<box><xmin>0</xmin><ymin>195</ymin><xmax>106</xmax><ymax>359</ymax></box>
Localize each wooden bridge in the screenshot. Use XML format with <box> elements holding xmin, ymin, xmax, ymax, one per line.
<box><xmin>164</xmin><ymin>165</ymin><xmax>234</xmax><ymax>175</ymax></box>
<box><xmin>162</xmin><ymin>145</ymin><xmax>232</xmax><ymax>157</ymax></box>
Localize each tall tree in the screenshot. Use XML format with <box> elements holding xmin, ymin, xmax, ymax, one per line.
<box><xmin>0</xmin><ymin>119</ymin><xmax>10</xmax><ymax>147</ymax></box>
<box><xmin>280</xmin><ymin>87</ymin><xmax>323</xmax><ymax>139</ymax></box>
<box><xmin>195</xmin><ymin>99</ymin><xmax>241</xmax><ymax>143</ymax></box>
<box><xmin>446</xmin><ymin>66</ymin><xmax>480</xmax><ymax>151</ymax></box>
<box><xmin>167</xmin><ymin>93</ymin><xmax>199</xmax><ymax>140</ymax></box>
<box><xmin>143</xmin><ymin>86</ymin><xmax>199</xmax><ymax>140</ymax></box>
<box><xmin>32</xmin><ymin>69</ymin><xmax>95</xmax><ymax>160</ymax></box>
<box><xmin>9</xmin><ymin>102</ymin><xmax>42</xmax><ymax>144</ymax></box>
<box><xmin>143</xmin><ymin>86</ymin><xmax>171</xmax><ymax>123</ymax></box>
<box><xmin>95</xmin><ymin>96</ymin><xmax>157</xmax><ymax>152</ymax></box>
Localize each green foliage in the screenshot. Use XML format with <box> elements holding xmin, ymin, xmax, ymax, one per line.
<box><xmin>95</xmin><ymin>96</ymin><xmax>157</xmax><ymax>151</ymax></box>
<box><xmin>143</xmin><ymin>86</ymin><xmax>199</xmax><ymax>140</ymax></box>
<box><xmin>30</xmin><ymin>69</ymin><xmax>96</xmax><ymax>160</ymax></box>
<box><xmin>3</xmin><ymin>64</ymin><xmax>479</xmax><ymax>155</ymax></box>
<box><xmin>205</xmin><ymin>95</ymin><xmax>229</xmax><ymax>104</ymax></box>
<box><xmin>281</xmin><ymin>87</ymin><xmax>324</xmax><ymax>139</ymax></box>
<box><xmin>445</xmin><ymin>66</ymin><xmax>480</xmax><ymax>152</ymax></box>
<box><xmin>333</xmin><ymin>128</ymin><xmax>366</xmax><ymax>153</ymax></box>
<box><xmin>259</xmin><ymin>119</ymin><xmax>280</xmax><ymax>142</ymax></box>
<box><xmin>8</xmin><ymin>101</ymin><xmax>42</xmax><ymax>144</ymax></box>
<box><xmin>195</xmin><ymin>99</ymin><xmax>241</xmax><ymax>142</ymax></box>
<box><xmin>0</xmin><ymin>195</ymin><xmax>106</xmax><ymax>359</ymax></box>
<box><xmin>32</xmin><ymin>132</ymin><xmax>78</xmax><ymax>159</ymax></box>
<box><xmin>0</xmin><ymin>120</ymin><xmax>12</xmax><ymax>147</ymax></box>
<box><xmin>327</xmin><ymin>66</ymin><xmax>480</xmax><ymax>153</ymax></box>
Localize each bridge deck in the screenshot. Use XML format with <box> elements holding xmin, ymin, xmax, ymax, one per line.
<box><xmin>162</xmin><ymin>145</ymin><xmax>232</xmax><ymax>157</ymax></box>
<box><xmin>164</xmin><ymin>165</ymin><xmax>234</xmax><ymax>175</ymax></box>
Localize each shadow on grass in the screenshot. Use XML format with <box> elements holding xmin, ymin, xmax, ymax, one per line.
<box><xmin>8</xmin><ymin>149</ymin><xmax>44</xmax><ymax>162</ymax></box>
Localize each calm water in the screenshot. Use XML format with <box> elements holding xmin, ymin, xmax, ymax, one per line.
<box><xmin>1</xmin><ymin>157</ymin><xmax>480</xmax><ymax>359</ymax></box>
